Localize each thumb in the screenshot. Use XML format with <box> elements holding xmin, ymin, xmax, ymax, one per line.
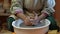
<box><xmin>33</xmin><ymin>11</ymin><xmax>38</xmax><ymax>16</ymax></box>
<box><xmin>27</xmin><ymin>16</ymin><xmax>30</xmax><ymax>20</ymax></box>
<box><xmin>34</xmin><ymin>14</ymin><xmax>38</xmax><ymax>20</ymax></box>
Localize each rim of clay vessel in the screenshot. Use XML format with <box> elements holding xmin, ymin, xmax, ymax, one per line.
<box><xmin>12</xmin><ymin>19</ymin><xmax>50</xmax><ymax>29</ymax></box>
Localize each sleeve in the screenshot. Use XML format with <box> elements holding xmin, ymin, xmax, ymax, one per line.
<box><xmin>41</xmin><ymin>0</ymin><xmax>56</xmax><ymax>16</ymax></box>
<box><xmin>10</xmin><ymin>0</ymin><xmax>23</xmax><ymax>14</ymax></box>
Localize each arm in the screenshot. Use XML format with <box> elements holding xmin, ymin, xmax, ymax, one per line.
<box><xmin>10</xmin><ymin>0</ymin><xmax>32</xmax><ymax>25</ymax></box>
<box><xmin>10</xmin><ymin>0</ymin><xmax>26</xmax><ymax>20</ymax></box>
<box><xmin>39</xmin><ymin>0</ymin><xmax>56</xmax><ymax>20</ymax></box>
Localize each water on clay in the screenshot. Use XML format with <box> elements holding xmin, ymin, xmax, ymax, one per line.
<box><xmin>15</xmin><ymin>19</ymin><xmax>45</xmax><ymax>28</ymax></box>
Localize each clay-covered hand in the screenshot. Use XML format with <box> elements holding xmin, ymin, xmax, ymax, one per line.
<box><xmin>30</xmin><ymin>13</ymin><xmax>40</xmax><ymax>25</ymax></box>
<box><xmin>24</xmin><ymin>16</ymin><xmax>33</xmax><ymax>26</ymax></box>
<box><xmin>35</xmin><ymin>14</ymin><xmax>40</xmax><ymax>24</ymax></box>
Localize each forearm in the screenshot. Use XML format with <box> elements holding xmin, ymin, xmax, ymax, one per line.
<box><xmin>16</xmin><ymin>13</ymin><xmax>27</xmax><ymax>20</ymax></box>
<box><xmin>42</xmin><ymin>0</ymin><xmax>55</xmax><ymax>16</ymax></box>
<box><xmin>11</xmin><ymin>0</ymin><xmax>25</xmax><ymax>20</ymax></box>
<box><xmin>39</xmin><ymin>13</ymin><xmax>48</xmax><ymax>20</ymax></box>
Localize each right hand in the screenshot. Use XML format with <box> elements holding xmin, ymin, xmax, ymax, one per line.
<box><xmin>24</xmin><ymin>17</ymin><xmax>32</xmax><ymax>26</ymax></box>
<box><xmin>30</xmin><ymin>12</ymin><xmax>40</xmax><ymax>25</ymax></box>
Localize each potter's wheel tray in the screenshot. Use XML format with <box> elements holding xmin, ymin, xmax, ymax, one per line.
<box><xmin>12</xmin><ymin>19</ymin><xmax>50</xmax><ymax>29</ymax></box>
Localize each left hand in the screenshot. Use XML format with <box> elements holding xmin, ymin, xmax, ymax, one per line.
<box><xmin>30</xmin><ymin>13</ymin><xmax>40</xmax><ymax>25</ymax></box>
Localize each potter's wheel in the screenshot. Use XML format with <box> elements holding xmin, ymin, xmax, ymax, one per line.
<box><xmin>12</xmin><ymin>19</ymin><xmax>50</xmax><ymax>29</ymax></box>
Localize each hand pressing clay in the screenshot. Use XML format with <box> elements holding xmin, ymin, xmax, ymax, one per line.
<box><xmin>24</xmin><ymin>12</ymin><xmax>39</xmax><ymax>26</ymax></box>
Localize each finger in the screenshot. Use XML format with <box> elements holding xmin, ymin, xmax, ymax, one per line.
<box><xmin>31</xmin><ymin>21</ymin><xmax>38</xmax><ymax>25</ymax></box>
<box><xmin>33</xmin><ymin>11</ymin><xmax>36</xmax><ymax>14</ymax></box>
<box><xmin>34</xmin><ymin>15</ymin><xmax>38</xmax><ymax>20</ymax></box>
<box><xmin>33</xmin><ymin>11</ymin><xmax>38</xmax><ymax>20</ymax></box>
<box><xmin>33</xmin><ymin>11</ymin><xmax>38</xmax><ymax>16</ymax></box>
<box><xmin>27</xmin><ymin>16</ymin><xmax>30</xmax><ymax>20</ymax></box>
<box><xmin>30</xmin><ymin>19</ymin><xmax>34</xmax><ymax>22</ymax></box>
<box><xmin>34</xmin><ymin>14</ymin><xmax>38</xmax><ymax>20</ymax></box>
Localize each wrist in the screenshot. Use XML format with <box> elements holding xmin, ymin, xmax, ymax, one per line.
<box><xmin>42</xmin><ymin>13</ymin><xmax>48</xmax><ymax>17</ymax></box>
<box><xmin>39</xmin><ymin>13</ymin><xmax>48</xmax><ymax>20</ymax></box>
<box><xmin>15</xmin><ymin>9</ymin><xmax>23</xmax><ymax>14</ymax></box>
<box><xmin>16</xmin><ymin>13</ymin><xmax>27</xmax><ymax>20</ymax></box>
